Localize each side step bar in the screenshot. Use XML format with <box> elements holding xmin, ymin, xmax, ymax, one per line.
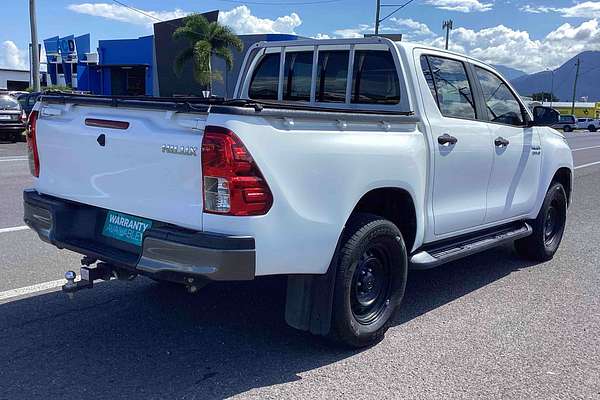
<box><xmin>410</xmin><ymin>222</ymin><xmax>532</xmax><ymax>270</ymax></box>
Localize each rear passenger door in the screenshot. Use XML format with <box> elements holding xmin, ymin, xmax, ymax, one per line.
<box><xmin>419</xmin><ymin>54</ymin><xmax>495</xmax><ymax>236</ymax></box>
<box><xmin>473</xmin><ymin>66</ymin><xmax>542</xmax><ymax>223</ymax></box>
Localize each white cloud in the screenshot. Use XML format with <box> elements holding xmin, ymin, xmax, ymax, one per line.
<box><xmin>67</xmin><ymin>3</ymin><xmax>188</xmax><ymax>27</ymax></box>
<box><xmin>425</xmin><ymin>19</ymin><xmax>600</xmax><ymax>73</ymax></box>
<box><xmin>323</xmin><ymin>17</ymin><xmax>600</xmax><ymax>73</ymax></box>
<box><xmin>559</xmin><ymin>1</ymin><xmax>600</xmax><ymax>18</ymax></box>
<box><xmin>218</xmin><ymin>6</ymin><xmax>302</xmax><ymax>34</ymax></box>
<box><xmin>390</xmin><ymin>18</ymin><xmax>435</xmax><ymax>37</ymax></box>
<box><xmin>521</xmin><ymin>1</ymin><xmax>600</xmax><ymax>18</ymax></box>
<box><xmin>333</xmin><ymin>24</ymin><xmax>370</xmax><ymax>38</ymax></box>
<box><xmin>0</xmin><ymin>41</ymin><xmax>28</xmax><ymax>70</ymax></box>
<box><xmin>67</xmin><ymin>3</ymin><xmax>302</xmax><ymax>34</ymax></box>
<box><xmin>426</xmin><ymin>0</ymin><xmax>493</xmax><ymax>13</ymax></box>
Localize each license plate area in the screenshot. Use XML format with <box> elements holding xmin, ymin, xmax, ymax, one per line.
<box><xmin>102</xmin><ymin>211</ymin><xmax>152</xmax><ymax>247</ymax></box>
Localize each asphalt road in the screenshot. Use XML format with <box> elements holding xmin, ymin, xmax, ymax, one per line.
<box><xmin>1</xmin><ymin>133</ymin><xmax>599</xmax><ymax>399</ymax></box>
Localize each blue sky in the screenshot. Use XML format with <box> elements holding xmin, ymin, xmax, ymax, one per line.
<box><xmin>2</xmin><ymin>0</ymin><xmax>600</xmax><ymax>73</ymax></box>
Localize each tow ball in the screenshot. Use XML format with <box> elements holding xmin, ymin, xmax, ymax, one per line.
<box><xmin>62</xmin><ymin>257</ymin><xmax>136</xmax><ymax>299</ymax></box>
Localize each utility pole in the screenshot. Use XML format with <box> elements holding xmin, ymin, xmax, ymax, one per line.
<box><xmin>571</xmin><ymin>57</ymin><xmax>580</xmax><ymax>116</ymax></box>
<box><xmin>443</xmin><ymin>19</ymin><xmax>453</xmax><ymax>50</ymax></box>
<box><xmin>29</xmin><ymin>0</ymin><xmax>41</xmax><ymax>91</ymax></box>
<box><xmin>375</xmin><ymin>0</ymin><xmax>381</xmax><ymax>35</ymax></box>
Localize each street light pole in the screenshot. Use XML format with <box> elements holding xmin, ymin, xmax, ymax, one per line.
<box><xmin>375</xmin><ymin>0</ymin><xmax>381</xmax><ymax>35</ymax></box>
<box><xmin>549</xmin><ymin>69</ymin><xmax>555</xmax><ymax>107</ymax></box>
<box><xmin>443</xmin><ymin>20</ymin><xmax>453</xmax><ymax>50</ymax></box>
<box><xmin>29</xmin><ymin>0</ymin><xmax>41</xmax><ymax>91</ymax></box>
<box><xmin>571</xmin><ymin>57</ymin><xmax>580</xmax><ymax>116</ymax></box>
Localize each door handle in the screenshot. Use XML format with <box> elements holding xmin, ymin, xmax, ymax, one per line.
<box><xmin>494</xmin><ymin>137</ymin><xmax>510</xmax><ymax>147</ymax></box>
<box><xmin>438</xmin><ymin>133</ymin><xmax>458</xmax><ymax>146</ymax></box>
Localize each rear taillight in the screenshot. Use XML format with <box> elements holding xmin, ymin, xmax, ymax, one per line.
<box><xmin>201</xmin><ymin>126</ymin><xmax>272</xmax><ymax>216</ymax></box>
<box><xmin>26</xmin><ymin>110</ymin><xmax>40</xmax><ymax>177</ymax></box>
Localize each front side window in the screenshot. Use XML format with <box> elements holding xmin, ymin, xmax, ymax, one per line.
<box><xmin>316</xmin><ymin>51</ymin><xmax>349</xmax><ymax>103</ymax></box>
<box><xmin>283</xmin><ymin>51</ymin><xmax>313</xmax><ymax>101</ymax></box>
<box><xmin>351</xmin><ymin>51</ymin><xmax>400</xmax><ymax>105</ymax></box>
<box><xmin>422</xmin><ymin>55</ymin><xmax>476</xmax><ymax>120</ymax></box>
<box><xmin>248</xmin><ymin>53</ymin><xmax>281</xmax><ymax>100</ymax></box>
<box><xmin>475</xmin><ymin>67</ymin><xmax>525</xmax><ymax>126</ymax></box>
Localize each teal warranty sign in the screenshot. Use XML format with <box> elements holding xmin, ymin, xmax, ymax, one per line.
<box><xmin>102</xmin><ymin>211</ymin><xmax>152</xmax><ymax>247</ymax></box>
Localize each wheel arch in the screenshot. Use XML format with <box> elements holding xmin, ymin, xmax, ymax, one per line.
<box><xmin>347</xmin><ymin>187</ymin><xmax>418</xmax><ymax>252</ymax></box>
<box><xmin>551</xmin><ymin>167</ymin><xmax>573</xmax><ymax>206</ymax></box>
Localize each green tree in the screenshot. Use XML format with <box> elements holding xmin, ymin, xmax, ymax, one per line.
<box><xmin>173</xmin><ymin>14</ymin><xmax>243</xmax><ymax>95</ymax></box>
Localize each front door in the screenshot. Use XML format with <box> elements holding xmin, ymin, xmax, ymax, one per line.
<box><xmin>472</xmin><ymin>66</ymin><xmax>542</xmax><ymax>223</ymax></box>
<box><xmin>419</xmin><ymin>54</ymin><xmax>494</xmax><ymax>236</ymax></box>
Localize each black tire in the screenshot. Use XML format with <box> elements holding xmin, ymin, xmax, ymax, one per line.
<box><xmin>329</xmin><ymin>213</ymin><xmax>408</xmax><ymax>348</ymax></box>
<box><xmin>588</xmin><ymin>125</ymin><xmax>597</xmax><ymax>132</ymax></box>
<box><xmin>515</xmin><ymin>183</ymin><xmax>567</xmax><ymax>261</ymax></box>
<box><xmin>563</xmin><ymin>125</ymin><xmax>573</xmax><ymax>132</ymax></box>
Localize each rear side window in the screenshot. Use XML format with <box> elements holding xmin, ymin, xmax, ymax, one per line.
<box><xmin>475</xmin><ymin>67</ymin><xmax>524</xmax><ymax>126</ymax></box>
<box><xmin>283</xmin><ymin>51</ymin><xmax>313</xmax><ymax>101</ymax></box>
<box><xmin>316</xmin><ymin>51</ymin><xmax>349</xmax><ymax>103</ymax></box>
<box><xmin>248</xmin><ymin>53</ymin><xmax>281</xmax><ymax>100</ymax></box>
<box><xmin>351</xmin><ymin>51</ymin><xmax>400</xmax><ymax>105</ymax></box>
<box><xmin>421</xmin><ymin>55</ymin><xmax>476</xmax><ymax>120</ymax></box>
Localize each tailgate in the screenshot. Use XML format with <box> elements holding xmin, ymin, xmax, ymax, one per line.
<box><xmin>35</xmin><ymin>102</ymin><xmax>206</xmax><ymax>230</ymax></box>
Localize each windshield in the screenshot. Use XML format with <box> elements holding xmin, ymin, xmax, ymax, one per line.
<box><xmin>0</xmin><ymin>96</ymin><xmax>20</xmax><ymax>110</ymax></box>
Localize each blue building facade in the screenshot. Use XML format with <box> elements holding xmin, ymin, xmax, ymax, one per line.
<box><xmin>43</xmin><ymin>34</ymin><xmax>94</xmax><ymax>90</ymax></box>
<box><xmin>96</xmin><ymin>35</ymin><xmax>154</xmax><ymax>96</ymax></box>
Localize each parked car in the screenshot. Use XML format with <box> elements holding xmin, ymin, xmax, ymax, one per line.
<box><xmin>552</xmin><ymin>115</ymin><xmax>577</xmax><ymax>132</ymax></box>
<box><xmin>0</xmin><ymin>95</ymin><xmax>26</xmax><ymax>142</ymax></box>
<box><xmin>576</xmin><ymin>117</ymin><xmax>600</xmax><ymax>132</ymax></box>
<box><xmin>24</xmin><ymin>38</ymin><xmax>572</xmax><ymax>347</ymax></box>
<box><xmin>17</xmin><ymin>92</ymin><xmax>40</xmax><ymax>117</ymax></box>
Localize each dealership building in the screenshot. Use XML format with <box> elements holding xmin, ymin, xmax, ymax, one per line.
<box><xmin>43</xmin><ymin>10</ymin><xmax>299</xmax><ymax>98</ymax></box>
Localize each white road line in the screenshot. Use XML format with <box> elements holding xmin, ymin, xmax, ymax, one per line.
<box><xmin>575</xmin><ymin>160</ymin><xmax>600</xmax><ymax>170</ymax></box>
<box><xmin>0</xmin><ymin>225</ymin><xmax>29</xmax><ymax>234</ymax></box>
<box><xmin>0</xmin><ymin>279</ymin><xmax>65</xmax><ymax>302</ymax></box>
<box><xmin>571</xmin><ymin>145</ymin><xmax>600</xmax><ymax>152</ymax></box>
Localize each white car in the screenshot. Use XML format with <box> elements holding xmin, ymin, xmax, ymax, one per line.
<box><xmin>576</xmin><ymin>117</ymin><xmax>600</xmax><ymax>132</ymax></box>
<box><xmin>24</xmin><ymin>38</ymin><xmax>573</xmax><ymax>347</ymax></box>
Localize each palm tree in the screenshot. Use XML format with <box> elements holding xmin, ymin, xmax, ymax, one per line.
<box><xmin>173</xmin><ymin>14</ymin><xmax>243</xmax><ymax>95</ymax></box>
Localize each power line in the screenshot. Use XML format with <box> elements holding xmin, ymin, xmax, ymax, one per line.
<box><xmin>112</xmin><ymin>0</ymin><xmax>163</xmax><ymax>22</ymax></box>
<box><xmin>379</xmin><ymin>0</ymin><xmax>418</xmax><ymax>24</ymax></box>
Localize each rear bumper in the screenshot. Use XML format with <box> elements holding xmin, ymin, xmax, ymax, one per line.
<box><xmin>23</xmin><ymin>189</ymin><xmax>256</xmax><ymax>282</ymax></box>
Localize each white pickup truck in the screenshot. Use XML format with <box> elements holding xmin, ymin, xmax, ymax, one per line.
<box><xmin>24</xmin><ymin>38</ymin><xmax>573</xmax><ymax>347</ymax></box>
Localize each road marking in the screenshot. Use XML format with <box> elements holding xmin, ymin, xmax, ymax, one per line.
<box><xmin>0</xmin><ymin>279</ymin><xmax>65</xmax><ymax>302</ymax></box>
<box><xmin>575</xmin><ymin>160</ymin><xmax>600</xmax><ymax>170</ymax></box>
<box><xmin>571</xmin><ymin>145</ymin><xmax>600</xmax><ymax>152</ymax></box>
<box><xmin>0</xmin><ymin>225</ymin><xmax>30</xmax><ymax>234</ymax></box>
<box><xmin>0</xmin><ymin>157</ymin><xmax>27</xmax><ymax>162</ymax></box>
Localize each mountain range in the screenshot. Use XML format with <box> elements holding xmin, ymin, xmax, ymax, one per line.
<box><xmin>504</xmin><ymin>51</ymin><xmax>600</xmax><ymax>102</ymax></box>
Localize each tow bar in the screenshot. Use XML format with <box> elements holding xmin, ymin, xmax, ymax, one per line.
<box><xmin>62</xmin><ymin>256</ymin><xmax>136</xmax><ymax>298</ymax></box>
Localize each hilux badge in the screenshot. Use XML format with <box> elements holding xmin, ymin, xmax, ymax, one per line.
<box><xmin>161</xmin><ymin>144</ymin><xmax>198</xmax><ymax>157</ymax></box>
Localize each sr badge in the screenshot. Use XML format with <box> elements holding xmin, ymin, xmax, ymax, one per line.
<box><xmin>161</xmin><ymin>144</ymin><xmax>198</xmax><ymax>156</ymax></box>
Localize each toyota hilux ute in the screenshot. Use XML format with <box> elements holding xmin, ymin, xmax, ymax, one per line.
<box><xmin>24</xmin><ymin>38</ymin><xmax>573</xmax><ymax>347</ymax></box>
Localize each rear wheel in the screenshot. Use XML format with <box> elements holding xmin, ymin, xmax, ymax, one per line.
<box><xmin>563</xmin><ymin>125</ymin><xmax>573</xmax><ymax>132</ymax></box>
<box><xmin>588</xmin><ymin>125</ymin><xmax>597</xmax><ymax>132</ymax></box>
<box><xmin>329</xmin><ymin>213</ymin><xmax>407</xmax><ymax>348</ymax></box>
<box><xmin>515</xmin><ymin>183</ymin><xmax>567</xmax><ymax>261</ymax></box>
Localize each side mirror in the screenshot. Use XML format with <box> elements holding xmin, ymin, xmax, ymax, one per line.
<box><xmin>531</xmin><ymin>106</ymin><xmax>559</xmax><ymax>127</ymax></box>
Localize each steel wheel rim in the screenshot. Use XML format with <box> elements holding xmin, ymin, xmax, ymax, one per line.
<box><xmin>350</xmin><ymin>242</ymin><xmax>392</xmax><ymax>325</ymax></box>
<box><xmin>544</xmin><ymin>203</ymin><xmax>559</xmax><ymax>245</ymax></box>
